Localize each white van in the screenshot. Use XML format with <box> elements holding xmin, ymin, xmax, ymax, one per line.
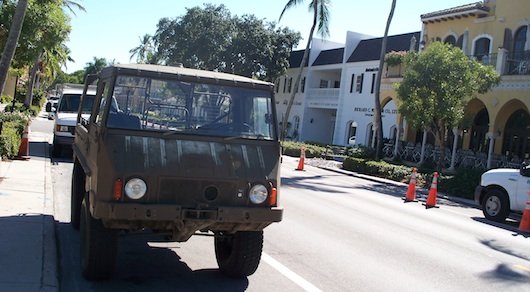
<box><xmin>51</xmin><ymin>84</ymin><xmax>96</xmax><ymax>157</ymax></box>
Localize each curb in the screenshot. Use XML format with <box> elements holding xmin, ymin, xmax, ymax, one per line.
<box><xmin>30</xmin><ymin>115</ymin><xmax>59</xmax><ymax>291</ymax></box>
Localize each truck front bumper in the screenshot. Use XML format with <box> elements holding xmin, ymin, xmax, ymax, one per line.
<box><xmin>93</xmin><ymin>202</ymin><xmax>283</xmax><ymax>224</ymax></box>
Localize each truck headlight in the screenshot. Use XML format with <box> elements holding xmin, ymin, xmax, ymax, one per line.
<box><xmin>56</xmin><ymin>125</ymin><xmax>69</xmax><ymax>132</ymax></box>
<box><xmin>124</xmin><ymin>178</ymin><xmax>147</xmax><ymax>199</ymax></box>
<box><xmin>249</xmin><ymin>184</ymin><xmax>268</xmax><ymax>204</ymax></box>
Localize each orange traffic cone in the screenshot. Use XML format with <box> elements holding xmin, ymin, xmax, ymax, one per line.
<box><xmin>404</xmin><ymin>168</ymin><xmax>417</xmax><ymax>202</ymax></box>
<box><xmin>295</xmin><ymin>146</ymin><xmax>305</xmax><ymax>171</ymax></box>
<box><xmin>16</xmin><ymin>124</ymin><xmax>30</xmax><ymax>160</ymax></box>
<box><xmin>425</xmin><ymin>172</ymin><xmax>439</xmax><ymax>209</ymax></box>
<box><xmin>518</xmin><ymin>195</ymin><xmax>530</xmax><ymax>233</ymax></box>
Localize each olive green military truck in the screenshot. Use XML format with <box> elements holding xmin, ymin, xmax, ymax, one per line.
<box><xmin>71</xmin><ymin>64</ymin><xmax>283</xmax><ymax>280</ymax></box>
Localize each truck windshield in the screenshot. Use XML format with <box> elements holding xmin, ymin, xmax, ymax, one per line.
<box><xmin>106</xmin><ymin>75</ymin><xmax>276</xmax><ymax>140</ymax></box>
<box><xmin>59</xmin><ymin>94</ymin><xmax>96</xmax><ymax>113</ymax></box>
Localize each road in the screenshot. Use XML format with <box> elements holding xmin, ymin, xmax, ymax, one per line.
<box><xmin>32</xmin><ymin>116</ymin><xmax>530</xmax><ymax>291</ymax></box>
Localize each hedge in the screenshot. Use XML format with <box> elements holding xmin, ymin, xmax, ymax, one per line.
<box><xmin>0</xmin><ymin>112</ymin><xmax>30</xmax><ymax>159</ymax></box>
<box><xmin>281</xmin><ymin>141</ymin><xmax>327</xmax><ymax>158</ymax></box>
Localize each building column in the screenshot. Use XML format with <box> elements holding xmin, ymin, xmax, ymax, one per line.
<box><xmin>448</xmin><ymin>128</ymin><xmax>460</xmax><ymax>171</ymax></box>
<box><xmin>496</xmin><ymin>48</ymin><xmax>508</xmax><ymax>75</ymax></box>
<box><xmin>486</xmin><ymin>132</ymin><xmax>496</xmax><ymax>169</ymax></box>
<box><xmin>419</xmin><ymin>130</ymin><xmax>428</xmax><ymax>165</ymax></box>
<box><xmin>462</xmin><ymin>30</ymin><xmax>469</xmax><ymax>56</ymax></box>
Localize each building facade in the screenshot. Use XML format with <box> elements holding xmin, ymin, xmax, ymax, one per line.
<box><xmin>275</xmin><ymin>32</ymin><xmax>420</xmax><ymax>147</ymax></box>
<box><xmin>276</xmin><ymin>0</ymin><xmax>530</xmax><ymax>169</ymax></box>
<box><xmin>384</xmin><ymin>0</ymin><xmax>530</xmax><ymax>167</ymax></box>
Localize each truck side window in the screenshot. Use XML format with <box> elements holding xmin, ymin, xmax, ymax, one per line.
<box><xmin>95</xmin><ymin>82</ymin><xmax>110</xmax><ymax>125</ymax></box>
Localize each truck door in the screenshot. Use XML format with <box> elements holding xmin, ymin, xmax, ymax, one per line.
<box><xmin>516</xmin><ymin>174</ymin><xmax>530</xmax><ymax>211</ymax></box>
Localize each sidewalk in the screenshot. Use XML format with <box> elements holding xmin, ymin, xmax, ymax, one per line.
<box><xmin>0</xmin><ymin>115</ymin><xmax>57</xmax><ymax>291</ymax></box>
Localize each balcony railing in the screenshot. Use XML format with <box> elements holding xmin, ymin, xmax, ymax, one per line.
<box><xmin>472</xmin><ymin>53</ymin><xmax>498</xmax><ymax>67</ymax></box>
<box><xmin>382</xmin><ymin>50</ymin><xmax>530</xmax><ymax>78</ymax></box>
<box><xmin>505</xmin><ymin>51</ymin><xmax>530</xmax><ymax>75</ymax></box>
<box><xmin>306</xmin><ymin>88</ymin><xmax>339</xmax><ymax>109</ymax></box>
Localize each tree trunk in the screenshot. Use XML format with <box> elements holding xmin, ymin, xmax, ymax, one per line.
<box><xmin>373</xmin><ymin>0</ymin><xmax>397</xmax><ymax>159</ymax></box>
<box><xmin>0</xmin><ymin>0</ymin><xmax>29</xmax><ymax>95</ymax></box>
<box><xmin>281</xmin><ymin>1</ymin><xmax>318</xmax><ymax>141</ymax></box>
<box><xmin>436</xmin><ymin>123</ymin><xmax>447</xmax><ymax>172</ymax></box>
<box><xmin>25</xmin><ymin>52</ymin><xmax>42</xmax><ymax>107</ymax></box>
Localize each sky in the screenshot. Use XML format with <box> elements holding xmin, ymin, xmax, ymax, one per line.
<box><xmin>64</xmin><ymin>0</ymin><xmax>476</xmax><ymax>73</ymax></box>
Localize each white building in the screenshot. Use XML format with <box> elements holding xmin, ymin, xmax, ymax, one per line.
<box><xmin>275</xmin><ymin>31</ymin><xmax>420</xmax><ymax>147</ymax></box>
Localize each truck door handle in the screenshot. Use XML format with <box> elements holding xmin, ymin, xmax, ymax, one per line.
<box><xmin>508</xmin><ymin>178</ymin><xmax>517</xmax><ymax>181</ymax></box>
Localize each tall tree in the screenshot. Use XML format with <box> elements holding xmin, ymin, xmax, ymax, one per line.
<box><xmin>24</xmin><ymin>0</ymin><xmax>72</xmax><ymax>106</ymax></box>
<box><xmin>373</xmin><ymin>0</ymin><xmax>396</xmax><ymax>159</ymax></box>
<box><xmin>397</xmin><ymin>42</ymin><xmax>500</xmax><ymax>170</ymax></box>
<box><xmin>278</xmin><ymin>0</ymin><xmax>330</xmax><ymax>140</ymax></box>
<box><xmin>84</xmin><ymin>57</ymin><xmax>108</xmax><ymax>78</ymax></box>
<box><xmin>0</xmin><ymin>0</ymin><xmax>28</xmax><ymax>96</ymax></box>
<box><xmin>129</xmin><ymin>34</ymin><xmax>155</xmax><ymax>63</ymax></box>
<box><xmin>152</xmin><ymin>4</ymin><xmax>300</xmax><ymax>80</ymax></box>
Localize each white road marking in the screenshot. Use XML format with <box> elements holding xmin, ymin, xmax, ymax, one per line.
<box><xmin>262</xmin><ymin>252</ymin><xmax>322</xmax><ymax>292</ymax></box>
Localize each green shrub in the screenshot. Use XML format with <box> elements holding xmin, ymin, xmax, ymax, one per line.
<box><xmin>3</xmin><ymin>102</ymin><xmax>39</xmax><ymax>117</ymax></box>
<box><xmin>347</xmin><ymin>145</ymin><xmax>375</xmax><ymax>159</ymax></box>
<box><xmin>281</xmin><ymin>141</ymin><xmax>327</xmax><ymax>158</ymax></box>
<box><xmin>0</xmin><ymin>112</ymin><xmax>29</xmax><ymax>159</ymax></box>
<box><xmin>1</xmin><ymin>94</ymin><xmax>13</xmax><ymax>104</ymax></box>
<box><xmin>342</xmin><ymin>157</ymin><xmax>367</xmax><ymax>172</ymax></box>
<box><xmin>0</xmin><ymin>125</ymin><xmax>21</xmax><ymax>159</ymax></box>
<box><xmin>438</xmin><ymin>168</ymin><xmax>484</xmax><ymax>199</ymax></box>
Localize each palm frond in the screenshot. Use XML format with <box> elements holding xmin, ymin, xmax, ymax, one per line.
<box><xmin>279</xmin><ymin>0</ymin><xmax>305</xmax><ymax>21</ymax></box>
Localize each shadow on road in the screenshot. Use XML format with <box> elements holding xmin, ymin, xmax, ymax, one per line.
<box><xmin>472</xmin><ymin>217</ymin><xmax>528</xmax><ymax>238</ymax></box>
<box><xmin>56</xmin><ymin>222</ymin><xmax>249</xmax><ymax>291</ymax></box>
<box><xmin>478</xmin><ymin>263</ymin><xmax>530</xmax><ymax>283</ymax></box>
<box><xmin>283</xmin><ymin>170</ymin><xmax>477</xmax><ymax>210</ymax></box>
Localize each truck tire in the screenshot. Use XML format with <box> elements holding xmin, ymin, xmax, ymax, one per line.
<box><xmin>482</xmin><ymin>189</ymin><xmax>510</xmax><ymax>223</ymax></box>
<box><xmin>70</xmin><ymin>162</ymin><xmax>84</xmax><ymax>230</ymax></box>
<box><xmin>215</xmin><ymin>231</ymin><xmax>263</xmax><ymax>277</ymax></box>
<box><xmin>80</xmin><ymin>196</ymin><xmax>118</xmax><ymax>280</ymax></box>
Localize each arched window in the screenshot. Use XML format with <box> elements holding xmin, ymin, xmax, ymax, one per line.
<box><xmin>347</xmin><ymin>121</ymin><xmax>357</xmax><ymax>145</ymax></box>
<box><xmin>456</xmin><ymin>35</ymin><xmax>464</xmax><ymax>49</ymax></box>
<box><xmin>513</xmin><ymin>26</ymin><xmax>528</xmax><ymax>59</ymax></box>
<box><xmin>469</xmin><ymin>108</ymin><xmax>489</xmax><ymax>153</ymax></box>
<box><xmin>444</xmin><ymin>35</ymin><xmax>456</xmax><ymax>46</ymax></box>
<box><xmin>502</xmin><ymin>109</ymin><xmax>530</xmax><ymax>160</ymax></box>
<box><xmin>474</xmin><ymin>37</ymin><xmax>491</xmax><ymax>63</ymax></box>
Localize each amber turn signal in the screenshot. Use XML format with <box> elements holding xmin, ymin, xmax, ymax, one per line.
<box><xmin>113</xmin><ymin>179</ymin><xmax>123</xmax><ymax>200</ymax></box>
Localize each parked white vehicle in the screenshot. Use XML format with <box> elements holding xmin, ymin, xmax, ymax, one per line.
<box><xmin>50</xmin><ymin>84</ymin><xmax>96</xmax><ymax>157</ymax></box>
<box><xmin>474</xmin><ymin>165</ymin><xmax>530</xmax><ymax>222</ymax></box>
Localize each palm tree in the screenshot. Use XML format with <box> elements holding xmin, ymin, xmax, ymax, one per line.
<box><xmin>84</xmin><ymin>57</ymin><xmax>108</xmax><ymax>78</ymax></box>
<box><xmin>24</xmin><ymin>0</ymin><xmax>81</xmax><ymax>107</ymax></box>
<box><xmin>61</xmin><ymin>0</ymin><xmax>86</xmax><ymax>15</ymax></box>
<box><xmin>129</xmin><ymin>34</ymin><xmax>154</xmax><ymax>63</ymax></box>
<box><xmin>373</xmin><ymin>0</ymin><xmax>397</xmax><ymax>159</ymax></box>
<box><xmin>0</xmin><ymin>0</ymin><xmax>29</xmax><ymax>96</ymax></box>
<box><xmin>279</xmin><ymin>0</ymin><xmax>330</xmax><ymax>140</ymax></box>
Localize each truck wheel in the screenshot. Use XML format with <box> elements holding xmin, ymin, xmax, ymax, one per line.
<box><xmin>70</xmin><ymin>163</ymin><xmax>85</xmax><ymax>230</ymax></box>
<box><xmin>80</xmin><ymin>196</ymin><xmax>118</xmax><ymax>280</ymax></box>
<box><xmin>482</xmin><ymin>189</ymin><xmax>510</xmax><ymax>223</ymax></box>
<box><xmin>215</xmin><ymin>231</ymin><xmax>263</xmax><ymax>277</ymax></box>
